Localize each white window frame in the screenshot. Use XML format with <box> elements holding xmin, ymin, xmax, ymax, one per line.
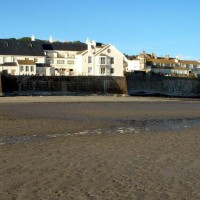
<box><xmin>67</xmin><ymin>60</ymin><xmax>74</xmax><ymax>65</ymax></box>
<box><xmin>110</xmin><ymin>57</ymin><xmax>114</xmax><ymax>64</ymax></box>
<box><xmin>101</xmin><ymin>67</ymin><xmax>106</xmax><ymax>74</ymax></box>
<box><xmin>99</xmin><ymin>57</ymin><xmax>106</xmax><ymax>65</ymax></box>
<box><xmin>57</xmin><ymin>60</ymin><xmax>65</xmax><ymax>64</ymax></box>
<box><xmin>25</xmin><ymin>66</ymin><xmax>29</xmax><ymax>72</ymax></box>
<box><xmin>88</xmin><ymin>56</ymin><xmax>92</xmax><ymax>64</ymax></box>
<box><xmin>30</xmin><ymin>66</ymin><xmax>34</xmax><ymax>72</ymax></box>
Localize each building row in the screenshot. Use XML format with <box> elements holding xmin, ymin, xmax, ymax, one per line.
<box><xmin>0</xmin><ymin>36</ymin><xmax>200</xmax><ymax>78</ymax></box>
<box><xmin>125</xmin><ymin>52</ymin><xmax>200</xmax><ymax>77</ymax></box>
<box><xmin>0</xmin><ymin>36</ymin><xmax>124</xmax><ymax>76</ymax></box>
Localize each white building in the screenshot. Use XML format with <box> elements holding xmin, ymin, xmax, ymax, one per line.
<box><xmin>0</xmin><ymin>37</ymin><xmax>125</xmax><ymax>77</ymax></box>
<box><xmin>36</xmin><ymin>63</ymin><xmax>55</xmax><ymax>76</ymax></box>
<box><xmin>0</xmin><ymin>39</ymin><xmax>45</xmax><ymax>65</ymax></box>
<box><xmin>43</xmin><ymin>41</ymin><xmax>87</xmax><ymax>76</ymax></box>
<box><xmin>76</xmin><ymin>39</ymin><xmax>124</xmax><ymax>76</ymax></box>
<box><xmin>18</xmin><ymin>60</ymin><xmax>36</xmax><ymax>76</ymax></box>
<box><xmin>0</xmin><ymin>60</ymin><xmax>36</xmax><ymax>76</ymax></box>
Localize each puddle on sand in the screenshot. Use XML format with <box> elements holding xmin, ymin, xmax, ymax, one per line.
<box><xmin>121</xmin><ymin>118</ymin><xmax>200</xmax><ymax>132</ymax></box>
<box><xmin>1</xmin><ymin>117</ymin><xmax>200</xmax><ymax>145</ymax></box>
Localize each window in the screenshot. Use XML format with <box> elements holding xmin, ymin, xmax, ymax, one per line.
<box><xmin>25</xmin><ymin>58</ymin><xmax>29</xmax><ymax>60</ymax></box>
<box><xmin>99</xmin><ymin>57</ymin><xmax>106</xmax><ymax>65</ymax></box>
<box><xmin>57</xmin><ymin>60</ymin><xmax>65</xmax><ymax>64</ymax></box>
<box><xmin>110</xmin><ymin>68</ymin><xmax>114</xmax><ymax>74</ymax></box>
<box><xmin>107</xmin><ymin>49</ymin><xmax>111</xmax><ymax>53</ymax></box>
<box><xmin>67</xmin><ymin>60</ymin><xmax>74</xmax><ymax>65</ymax></box>
<box><xmin>26</xmin><ymin>66</ymin><xmax>29</xmax><ymax>72</ymax></box>
<box><xmin>20</xmin><ymin>66</ymin><xmax>23</xmax><ymax>71</ymax></box>
<box><xmin>31</xmin><ymin>66</ymin><xmax>34</xmax><ymax>72</ymax></box>
<box><xmin>34</xmin><ymin>58</ymin><xmax>38</xmax><ymax>63</ymax></box>
<box><xmin>88</xmin><ymin>56</ymin><xmax>92</xmax><ymax>63</ymax></box>
<box><xmin>46</xmin><ymin>59</ymin><xmax>54</xmax><ymax>64</ymax></box>
<box><xmin>110</xmin><ymin>57</ymin><xmax>114</xmax><ymax>64</ymax></box>
<box><xmin>88</xmin><ymin>67</ymin><xmax>92</xmax><ymax>73</ymax></box>
<box><xmin>3</xmin><ymin>57</ymin><xmax>7</xmax><ymax>63</ymax></box>
<box><xmin>101</xmin><ymin>67</ymin><xmax>106</xmax><ymax>74</ymax></box>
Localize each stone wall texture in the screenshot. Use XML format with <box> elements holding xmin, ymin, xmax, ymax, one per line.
<box><xmin>126</xmin><ymin>72</ymin><xmax>200</xmax><ymax>97</ymax></box>
<box><xmin>1</xmin><ymin>75</ymin><xmax>128</xmax><ymax>95</ymax></box>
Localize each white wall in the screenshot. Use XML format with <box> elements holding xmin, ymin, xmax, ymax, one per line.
<box><xmin>0</xmin><ymin>55</ymin><xmax>45</xmax><ymax>64</ymax></box>
<box><xmin>19</xmin><ymin>65</ymin><xmax>36</xmax><ymax>75</ymax></box>
<box><xmin>94</xmin><ymin>45</ymin><xmax>124</xmax><ymax>76</ymax></box>
<box><xmin>0</xmin><ymin>66</ymin><xmax>19</xmax><ymax>75</ymax></box>
<box><xmin>126</xmin><ymin>60</ymin><xmax>140</xmax><ymax>72</ymax></box>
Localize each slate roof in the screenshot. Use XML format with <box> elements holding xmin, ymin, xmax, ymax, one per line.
<box><xmin>42</xmin><ymin>42</ymin><xmax>103</xmax><ymax>51</ymax></box>
<box><xmin>0</xmin><ymin>39</ymin><xmax>45</xmax><ymax>56</ymax></box>
<box><xmin>42</xmin><ymin>42</ymin><xmax>88</xmax><ymax>51</ymax></box>
<box><xmin>36</xmin><ymin>63</ymin><xmax>51</xmax><ymax>68</ymax></box>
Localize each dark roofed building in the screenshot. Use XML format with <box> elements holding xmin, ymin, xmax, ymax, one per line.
<box><xmin>36</xmin><ymin>63</ymin><xmax>51</xmax><ymax>68</ymax></box>
<box><xmin>42</xmin><ymin>41</ymin><xmax>103</xmax><ymax>51</ymax></box>
<box><xmin>0</xmin><ymin>39</ymin><xmax>45</xmax><ymax>56</ymax></box>
<box><xmin>42</xmin><ymin>42</ymin><xmax>87</xmax><ymax>51</ymax></box>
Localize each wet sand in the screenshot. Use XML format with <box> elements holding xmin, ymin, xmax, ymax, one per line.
<box><xmin>1</xmin><ymin>96</ymin><xmax>200</xmax><ymax>199</ymax></box>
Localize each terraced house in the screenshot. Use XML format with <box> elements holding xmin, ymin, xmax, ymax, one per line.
<box><xmin>0</xmin><ymin>37</ymin><xmax>125</xmax><ymax>77</ymax></box>
<box><xmin>125</xmin><ymin>52</ymin><xmax>200</xmax><ymax>77</ymax></box>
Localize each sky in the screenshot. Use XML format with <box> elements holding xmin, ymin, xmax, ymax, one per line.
<box><xmin>1</xmin><ymin>0</ymin><xmax>200</xmax><ymax>59</ymax></box>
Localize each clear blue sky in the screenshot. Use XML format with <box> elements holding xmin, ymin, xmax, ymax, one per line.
<box><xmin>1</xmin><ymin>0</ymin><xmax>200</xmax><ymax>59</ymax></box>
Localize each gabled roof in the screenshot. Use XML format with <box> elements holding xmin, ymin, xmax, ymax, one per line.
<box><xmin>0</xmin><ymin>62</ymin><xmax>17</xmax><ymax>66</ymax></box>
<box><xmin>0</xmin><ymin>39</ymin><xmax>45</xmax><ymax>56</ymax></box>
<box><xmin>95</xmin><ymin>44</ymin><xmax>110</xmax><ymax>55</ymax></box>
<box><xmin>42</xmin><ymin>42</ymin><xmax>87</xmax><ymax>51</ymax></box>
<box><xmin>17</xmin><ymin>60</ymin><xmax>35</xmax><ymax>65</ymax></box>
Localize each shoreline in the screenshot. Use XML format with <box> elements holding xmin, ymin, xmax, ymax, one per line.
<box><xmin>1</xmin><ymin>95</ymin><xmax>200</xmax><ymax>104</ymax></box>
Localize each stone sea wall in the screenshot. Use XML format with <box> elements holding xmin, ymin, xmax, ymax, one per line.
<box><xmin>1</xmin><ymin>75</ymin><xmax>128</xmax><ymax>95</ymax></box>
<box><xmin>2</xmin><ymin>73</ymin><xmax>200</xmax><ymax>97</ymax></box>
<box><xmin>126</xmin><ymin>72</ymin><xmax>200</xmax><ymax>97</ymax></box>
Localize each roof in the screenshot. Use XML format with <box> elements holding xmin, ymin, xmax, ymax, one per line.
<box><xmin>42</xmin><ymin>42</ymin><xmax>87</xmax><ymax>51</ymax></box>
<box><xmin>180</xmin><ymin>60</ymin><xmax>200</xmax><ymax>65</ymax></box>
<box><xmin>0</xmin><ymin>62</ymin><xmax>17</xmax><ymax>66</ymax></box>
<box><xmin>148</xmin><ymin>58</ymin><xmax>177</xmax><ymax>64</ymax></box>
<box><xmin>153</xmin><ymin>66</ymin><xmax>189</xmax><ymax>71</ymax></box>
<box><xmin>0</xmin><ymin>39</ymin><xmax>45</xmax><ymax>56</ymax></box>
<box><xmin>36</xmin><ymin>63</ymin><xmax>51</xmax><ymax>68</ymax></box>
<box><xmin>17</xmin><ymin>60</ymin><xmax>35</xmax><ymax>65</ymax></box>
<box><xmin>173</xmin><ymin>67</ymin><xmax>190</xmax><ymax>71</ymax></box>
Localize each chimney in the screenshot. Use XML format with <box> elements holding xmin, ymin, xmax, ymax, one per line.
<box><xmin>31</xmin><ymin>34</ymin><xmax>35</xmax><ymax>41</ymax></box>
<box><xmin>165</xmin><ymin>55</ymin><xmax>169</xmax><ymax>59</ymax></box>
<box><xmin>151</xmin><ymin>53</ymin><xmax>157</xmax><ymax>59</ymax></box>
<box><xmin>49</xmin><ymin>36</ymin><xmax>53</xmax><ymax>43</ymax></box>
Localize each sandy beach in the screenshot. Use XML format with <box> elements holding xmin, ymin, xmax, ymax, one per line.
<box><xmin>1</xmin><ymin>96</ymin><xmax>200</xmax><ymax>200</ymax></box>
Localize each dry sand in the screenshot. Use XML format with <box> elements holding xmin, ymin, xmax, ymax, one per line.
<box><xmin>1</xmin><ymin>96</ymin><xmax>200</xmax><ymax>200</ymax></box>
